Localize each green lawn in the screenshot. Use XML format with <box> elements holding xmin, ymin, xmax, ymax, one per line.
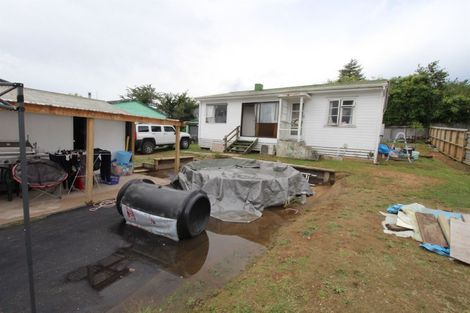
<box><xmin>134</xmin><ymin>144</ymin><xmax>470</xmax><ymax>312</ymax></box>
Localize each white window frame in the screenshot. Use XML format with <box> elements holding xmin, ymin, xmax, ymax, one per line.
<box><xmin>290</xmin><ymin>103</ymin><xmax>300</xmax><ymax>135</ymax></box>
<box><xmin>327</xmin><ymin>99</ymin><xmax>355</xmax><ymax>126</ymax></box>
<box><xmin>206</xmin><ymin>103</ymin><xmax>227</xmax><ymax>124</ymax></box>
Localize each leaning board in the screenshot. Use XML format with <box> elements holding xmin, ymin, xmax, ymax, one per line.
<box><xmin>462</xmin><ymin>213</ymin><xmax>470</xmax><ymax>223</ymax></box>
<box><xmin>450</xmin><ymin>219</ymin><xmax>470</xmax><ymax>265</ymax></box>
<box><xmin>437</xmin><ymin>215</ymin><xmax>451</xmax><ymax>245</ymax></box>
<box><xmin>415</xmin><ymin>212</ymin><xmax>448</xmax><ymax>247</ymax></box>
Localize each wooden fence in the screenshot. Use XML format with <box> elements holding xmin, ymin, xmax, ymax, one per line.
<box><xmin>429</xmin><ymin>126</ymin><xmax>470</xmax><ymax>164</ymax></box>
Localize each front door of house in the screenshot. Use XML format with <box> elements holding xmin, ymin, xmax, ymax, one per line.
<box><xmin>241</xmin><ymin>103</ymin><xmax>256</xmax><ymax>136</ymax></box>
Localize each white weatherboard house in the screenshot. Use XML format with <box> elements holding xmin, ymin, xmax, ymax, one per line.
<box><xmin>196</xmin><ymin>80</ymin><xmax>389</xmax><ymax>161</ymax></box>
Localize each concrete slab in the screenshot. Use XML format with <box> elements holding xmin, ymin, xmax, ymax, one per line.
<box><xmin>0</xmin><ymin>174</ymin><xmax>170</xmax><ymax>227</ymax></box>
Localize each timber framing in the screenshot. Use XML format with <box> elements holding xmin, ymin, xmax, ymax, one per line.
<box><xmin>6</xmin><ymin>101</ymin><xmax>183</xmax><ymax>126</ymax></box>
<box><xmin>1</xmin><ymin>88</ymin><xmax>185</xmax><ymax>205</ymax></box>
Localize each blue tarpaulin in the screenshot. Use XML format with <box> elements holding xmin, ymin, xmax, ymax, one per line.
<box><xmin>386</xmin><ymin>203</ymin><xmax>463</xmax><ymax>220</ymax></box>
<box><xmin>420</xmin><ymin>243</ymin><xmax>450</xmax><ymax>257</ymax></box>
<box><xmin>378</xmin><ymin>144</ymin><xmax>391</xmax><ymax>155</ymax></box>
<box><xmin>386</xmin><ymin>204</ymin><xmax>403</xmax><ymax>214</ymax></box>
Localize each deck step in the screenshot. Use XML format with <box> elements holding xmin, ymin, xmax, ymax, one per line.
<box><xmin>227</xmin><ymin>138</ymin><xmax>259</xmax><ymax>154</ymax></box>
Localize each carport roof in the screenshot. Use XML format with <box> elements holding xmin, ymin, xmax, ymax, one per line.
<box><xmin>0</xmin><ymin>86</ymin><xmax>128</xmax><ymax>114</ymax></box>
<box><xmin>0</xmin><ymin>86</ymin><xmax>182</xmax><ymax>126</ymax></box>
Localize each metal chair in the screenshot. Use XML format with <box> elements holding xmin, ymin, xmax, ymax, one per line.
<box><xmin>11</xmin><ymin>159</ymin><xmax>68</xmax><ymax>200</ymax></box>
<box><xmin>68</xmin><ymin>154</ymin><xmax>102</xmax><ymax>194</ymax></box>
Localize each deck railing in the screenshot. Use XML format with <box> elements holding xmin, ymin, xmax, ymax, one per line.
<box><xmin>223</xmin><ymin>126</ymin><xmax>240</xmax><ymax>151</ymax></box>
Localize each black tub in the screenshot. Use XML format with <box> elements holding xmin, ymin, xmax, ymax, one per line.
<box><xmin>116</xmin><ymin>179</ymin><xmax>211</xmax><ymax>241</ymax></box>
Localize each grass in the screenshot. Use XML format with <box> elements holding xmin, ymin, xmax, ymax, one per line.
<box><xmin>190</xmin><ymin>144</ymin><xmax>470</xmax><ymax>313</ymax></box>
<box><xmin>133</xmin><ymin>144</ymin><xmax>470</xmax><ymax>312</ymax></box>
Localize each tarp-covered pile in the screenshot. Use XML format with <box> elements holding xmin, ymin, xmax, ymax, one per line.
<box><xmin>381</xmin><ymin>203</ymin><xmax>470</xmax><ymax>264</ymax></box>
<box><xmin>172</xmin><ymin>158</ymin><xmax>313</xmax><ymax>223</ymax></box>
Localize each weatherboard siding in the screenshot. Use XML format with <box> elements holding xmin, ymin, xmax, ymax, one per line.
<box><xmin>198</xmin><ymin>97</ymin><xmax>279</xmax><ymax>148</ymax></box>
<box><xmin>199</xmin><ymin>99</ymin><xmax>242</xmax><ymax>142</ymax></box>
<box><xmin>0</xmin><ymin>111</ymin><xmax>126</xmax><ymax>156</ymax></box>
<box><xmin>301</xmin><ymin>89</ymin><xmax>385</xmax><ymax>157</ymax></box>
<box><xmin>0</xmin><ymin>111</ymin><xmax>73</xmax><ymax>152</ymax></box>
<box><xmin>94</xmin><ymin>119</ymin><xmax>126</xmax><ymax>157</ymax></box>
<box><xmin>198</xmin><ymin>89</ymin><xmax>385</xmax><ymax>158</ymax></box>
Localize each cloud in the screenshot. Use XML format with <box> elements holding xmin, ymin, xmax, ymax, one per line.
<box><xmin>0</xmin><ymin>0</ymin><xmax>468</xmax><ymax>99</ymax></box>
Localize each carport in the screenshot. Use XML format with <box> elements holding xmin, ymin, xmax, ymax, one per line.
<box><xmin>0</xmin><ymin>82</ymin><xmax>184</xmax><ymax>313</ymax></box>
<box><xmin>0</xmin><ymin>83</ymin><xmax>184</xmax><ymax>203</ymax></box>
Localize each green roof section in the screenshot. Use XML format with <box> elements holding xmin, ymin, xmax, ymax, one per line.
<box><xmin>110</xmin><ymin>100</ymin><xmax>167</xmax><ymax>119</ymax></box>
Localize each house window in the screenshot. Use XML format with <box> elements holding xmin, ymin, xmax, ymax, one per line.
<box><xmin>328</xmin><ymin>99</ymin><xmax>355</xmax><ymax>126</ymax></box>
<box><xmin>206</xmin><ymin>103</ymin><xmax>227</xmax><ymax>123</ymax></box>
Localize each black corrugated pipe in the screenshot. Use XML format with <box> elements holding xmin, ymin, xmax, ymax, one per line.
<box><xmin>116</xmin><ymin>179</ymin><xmax>211</xmax><ymax>241</ymax></box>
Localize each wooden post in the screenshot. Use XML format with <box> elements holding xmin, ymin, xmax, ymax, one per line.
<box><xmin>85</xmin><ymin>118</ymin><xmax>94</xmax><ymax>204</ymax></box>
<box><xmin>174</xmin><ymin>125</ymin><xmax>180</xmax><ymax>172</ymax></box>
<box><xmin>276</xmin><ymin>98</ymin><xmax>282</xmax><ymax>140</ymax></box>
<box><xmin>130</xmin><ymin>122</ymin><xmax>136</xmax><ymax>157</ymax></box>
<box><xmin>297</xmin><ymin>96</ymin><xmax>304</xmax><ymax>142</ymax></box>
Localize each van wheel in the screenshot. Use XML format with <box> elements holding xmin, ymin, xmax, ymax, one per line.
<box><xmin>180</xmin><ymin>138</ymin><xmax>190</xmax><ymax>149</ymax></box>
<box><xmin>142</xmin><ymin>141</ymin><xmax>155</xmax><ymax>154</ymax></box>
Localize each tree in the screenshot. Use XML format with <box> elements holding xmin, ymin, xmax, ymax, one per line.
<box><xmin>383</xmin><ymin>74</ymin><xmax>434</xmax><ymax>126</ymax></box>
<box><xmin>157</xmin><ymin>92</ymin><xmax>198</xmax><ymax>121</ymax></box>
<box><xmin>384</xmin><ymin>61</ymin><xmax>450</xmax><ymax>126</ymax></box>
<box><xmin>437</xmin><ymin>80</ymin><xmax>470</xmax><ymax>124</ymax></box>
<box><xmin>121</xmin><ymin>84</ymin><xmax>160</xmax><ymax>105</ymax></box>
<box><xmin>417</xmin><ymin>61</ymin><xmax>448</xmax><ymax>89</ymax></box>
<box><xmin>338</xmin><ymin>59</ymin><xmax>365</xmax><ymax>82</ymax></box>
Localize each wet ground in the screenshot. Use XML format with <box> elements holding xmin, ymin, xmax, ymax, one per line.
<box><xmin>0</xmin><ymin>202</ymin><xmax>297</xmax><ymax>313</ymax></box>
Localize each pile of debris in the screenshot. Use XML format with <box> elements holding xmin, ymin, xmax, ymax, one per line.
<box><xmin>381</xmin><ymin>203</ymin><xmax>470</xmax><ymax>264</ymax></box>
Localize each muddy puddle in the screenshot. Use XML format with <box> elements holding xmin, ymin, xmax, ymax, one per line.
<box><xmin>0</xmin><ymin>184</ymin><xmax>329</xmax><ymax>313</ymax></box>
<box><xmin>106</xmin><ymin>208</ymin><xmax>296</xmax><ymax>312</ymax></box>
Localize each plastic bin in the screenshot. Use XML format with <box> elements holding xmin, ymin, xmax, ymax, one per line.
<box><xmin>115</xmin><ymin>151</ymin><xmax>132</xmax><ymax>165</ymax></box>
<box><xmin>104</xmin><ymin>175</ymin><xmax>120</xmax><ymax>185</ymax></box>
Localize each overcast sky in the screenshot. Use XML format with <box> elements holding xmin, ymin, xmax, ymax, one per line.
<box><xmin>1</xmin><ymin>0</ymin><xmax>469</xmax><ymax>100</ymax></box>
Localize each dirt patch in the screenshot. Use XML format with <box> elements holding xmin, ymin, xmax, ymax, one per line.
<box><xmin>430</xmin><ymin>150</ymin><xmax>470</xmax><ymax>173</ymax></box>
<box><xmin>193</xmin><ymin>164</ymin><xmax>470</xmax><ymax>313</ymax></box>
<box><xmin>370</xmin><ymin>168</ymin><xmax>443</xmax><ymax>190</ymax></box>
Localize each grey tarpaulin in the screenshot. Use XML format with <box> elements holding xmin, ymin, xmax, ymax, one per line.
<box><xmin>172</xmin><ymin>158</ymin><xmax>313</xmax><ymax>223</ymax></box>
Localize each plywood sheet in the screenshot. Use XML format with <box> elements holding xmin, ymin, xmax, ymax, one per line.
<box><xmin>415</xmin><ymin>212</ymin><xmax>448</xmax><ymax>247</ymax></box>
<box><xmin>450</xmin><ymin>219</ymin><xmax>470</xmax><ymax>264</ymax></box>
<box><xmin>461</xmin><ymin>213</ymin><xmax>470</xmax><ymax>223</ymax></box>
<box><xmin>437</xmin><ymin>215</ymin><xmax>451</xmax><ymax>244</ymax></box>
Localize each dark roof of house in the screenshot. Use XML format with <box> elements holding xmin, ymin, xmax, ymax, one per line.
<box><xmin>196</xmin><ymin>80</ymin><xmax>388</xmax><ymax>101</ymax></box>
